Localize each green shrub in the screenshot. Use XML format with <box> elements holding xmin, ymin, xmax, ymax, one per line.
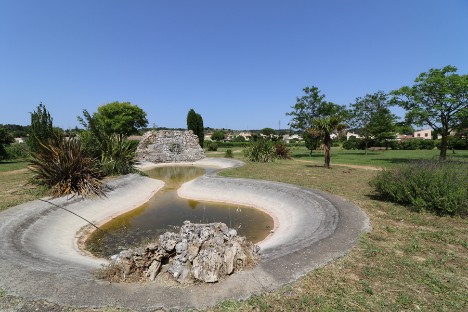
<box><xmin>419</xmin><ymin>139</ymin><xmax>435</xmax><ymax>150</ymax></box>
<box><xmin>370</xmin><ymin>160</ymin><xmax>468</xmax><ymax>216</ymax></box>
<box><xmin>5</xmin><ymin>143</ymin><xmax>30</xmax><ymax>159</ymax></box>
<box><xmin>342</xmin><ymin>138</ymin><xmax>359</xmax><ymax>150</ymax></box>
<box><xmin>207</xmin><ymin>142</ymin><xmax>218</xmax><ymax>151</ymax></box>
<box><xmin>100</xmin><ymin>136</ymin><xmax>139</xmax><ymax>175</ymax></box>
<box><xmin>274</xmin><ymin>141</ymin><xmax>291</xmax><ymax>159</ymax></box>
<box><xmin>244</xmin><ymin>139</ymin><xmax>275</xmax><ymax>162</ymax></box>
<box><xmin>29</xmin><ymin>135</ymin><xmax>106</xmax><ymax>198</ymax></box>
<box><xmin>224</xmin><ymin>149</ymin><xmax>234</xmax><ymax>158</ymax></box>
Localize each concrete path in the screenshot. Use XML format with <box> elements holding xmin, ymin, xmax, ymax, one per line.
<box><xmin>0</xmin><ymin>158</ymin><xmax>369</xmax><ymax>311</ymax></box>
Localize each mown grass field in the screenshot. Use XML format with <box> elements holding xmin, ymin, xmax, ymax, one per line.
<box><xmin>0</xmin><ymin>150</ymin><xmax>467</xmax><ymax>311</ymax></box>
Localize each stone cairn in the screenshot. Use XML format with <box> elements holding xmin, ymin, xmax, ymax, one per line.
<box><xmin>101</xmin><ymin>221</ymin><xmax>260</xmax><ymax>283</ymax></box>
<box><xmin>137</xmin><ymin>130</ymin><xmax>205</xmax><ymax>163</ymax></box>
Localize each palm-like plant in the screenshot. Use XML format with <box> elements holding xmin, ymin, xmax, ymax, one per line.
<box><xmin>308</xmin><ymin>116</ymin><xmax>347</xmax><ymax>168</ymax></box>
<box><xmin>29</xmin><ymin>135</ymin><xmax>106</xmax><ymax>198</ymax></box>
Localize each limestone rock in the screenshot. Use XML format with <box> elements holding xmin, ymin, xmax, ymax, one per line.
<box><xmin>104</xmin><ymin>221</ymin><xmax>259</xmax><ymax>284</ymax></box>
<box><xmin>137</xmin><ymin>130</ymin><xmax>205</xmax><ymax>163</ymax></box>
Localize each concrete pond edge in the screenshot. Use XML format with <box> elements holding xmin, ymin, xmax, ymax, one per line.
<box><xmin>0</xmin><ymin>158</ymin><xmax>370</xmax><ymax>311</ymax></box>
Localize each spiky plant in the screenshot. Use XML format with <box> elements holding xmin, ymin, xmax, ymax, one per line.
<box><xmin>29</xmin><ymin>135</ymin><xmax>106</xmax><ymax>198</ymax></box>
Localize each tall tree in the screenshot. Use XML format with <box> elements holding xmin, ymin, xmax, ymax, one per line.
<box><xmin>287</xmin><ymin>86</ymin><xmax>348</xmax><ymax>168</ymax></box>
<box><xmin>28</xmin><ymin>103</ymin><xmax>54</xmax><ymax>153</ymax></box>
<box><xmin>92</xmin><ymin>101</ymin><xmax>148</xmax><ymax>141</ymax></box>
<box><xmin>391</xmin><ymin>65</ymin><xmax>468</xmax><ymax>160</ymax></box>
<box><xmin>350</xmin><ymin>91</ymin><xmax>397</xmax><ymax>154</ymax></box>
<box><xmin>186</xmin><ymin>109</ymin><xmax>204</xmax><ymax>147</ymax></box>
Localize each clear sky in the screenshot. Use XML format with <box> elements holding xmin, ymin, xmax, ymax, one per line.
<box><xmin>1</xmin><ymin>0</ymin><xmax>467</xmax><ymax>130</ymax></box>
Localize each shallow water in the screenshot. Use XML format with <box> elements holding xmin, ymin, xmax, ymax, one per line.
<box><xmin>86</xmin><ymin>166</ymin><xmax>274</xmax><ymax>257</ymax></box>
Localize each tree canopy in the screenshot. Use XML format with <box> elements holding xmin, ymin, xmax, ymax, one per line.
<box><xmin>350</xmin><ymin>91</ymin><xmax>397</xmax><ymax>153</ymax></box>
<box><xmin>287</xmin><ymin>86</ymin><xmax>348</xmax><ymax>168</ymax></box>
<box><xmin>28</xmin><ymin>103</ymin><xmax>54</xmax><ymax>153</ymax></box>
<box><xmin>211</xmin><ymin>131</ymin><xmax>225</xmax><ymax>141</ymax></box>
<box><xmin>92</xmin><ymin>101</ymin><xmax>148</xmax><ymax>140</ymax></box>
<box><xmin>186</xmin><ymin>109</ymin><xmax>204</xmax><ymax>147</ymax></box>
<box><xmin>391</xmin><ymin>65</ymin><xmax>467</xmax><ymax>160</ymax></box>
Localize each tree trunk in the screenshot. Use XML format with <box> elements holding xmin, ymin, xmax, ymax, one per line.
<box><xmin>439</xmin><ymin>133</ymin><xmax>447</xmax><ymax>161</ymax></box>
<box><xmin>365</xmin><ymin>140</ymin><xmax>368</xmax><ymax>155</ymax></box>
<box><xmin>324</xmin><ymin>135</ymin><xmax>331</xmax><ymax>169</ymax></box>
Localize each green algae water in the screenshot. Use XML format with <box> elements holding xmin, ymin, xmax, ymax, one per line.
<box><xmin>86</xmin><ymin>166</ymin><xmax>274</xmax><ymax>257</ymax></box>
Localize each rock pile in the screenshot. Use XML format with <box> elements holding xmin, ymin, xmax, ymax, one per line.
<box><xmin>103</xmin><ymin>221</ymin><xmax>260</xmax><ymax>283</ymax></box>
<box><xmin>137</xmin><ymin>130</ymin><xmax>205</xmax><ymax>163</ymax></box>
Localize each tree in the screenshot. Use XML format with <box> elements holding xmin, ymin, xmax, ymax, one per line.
<box><xmin>287</xmin><ymin>86</ymin><xmax>348</xmax><ymax>168</ymax></box>
<box><xmin>186</xmin><ymin>109</ymin><xmax>204</xmax><ymax>147</ymax></box>
<box><xmin>28</xmin><ymin>103</ymin><xmax>54</xmax><ymax>153</ymax></box>
<box><xmin>391</xmin><ymin>65</ymin><xmax>468</xmax><ymax>160</ymax></box>
<box><xmin>0</xmin><ymin>126</ymin><xmax>14</xmax><ymax>160</ymax></box>
<box><xmin>93</xmin><ymin>101</ymin><xmax>148</xmax><ymax>141</ymax></box>
<box><xmin>303</xmin><ymin>130</ymin><xmax>320</xmax><ymax>155</ymax></box>
<box><xmin>350</xmin><ymin>91</ymin><xmax>397</xmax><ymax>154</ymax></box>
<box><xmin>211</xmin><ymin>131</ymin><xmax>225</xmax><ymax>141</ymax></box>
<box><xmin>261</xmin><ymin>127</ymin><xmax>276</xmax><ymax>138</ymax></box>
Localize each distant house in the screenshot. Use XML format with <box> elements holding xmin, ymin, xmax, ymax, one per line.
<box><xmin>346</xmin><ymin>132</ymin><xmax>361</xmax><ymax>140</ymax></box>
<box><xmin>14</xmin><ymin>137</ymin><xmax>24</xmax><ymax>143</ymax></box>
<box><xmin>413</xmin><ymin>129</ymin><xmax>431</xmax><ymax>140</ymax></box>
<box><xmin>282</xmin><ymin>134</ymin><xmax>302</xmax><ymax>143</ymax></box>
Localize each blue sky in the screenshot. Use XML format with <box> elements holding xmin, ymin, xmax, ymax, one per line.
<box><xmin>1</xmin><ymin>0</ymin><xmax>467</xmax><ymax>130</ymax></box>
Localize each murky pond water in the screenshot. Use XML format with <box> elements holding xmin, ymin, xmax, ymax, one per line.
<box><xmin>86</xmin><ymin>166</ymin><xmax>274</xmax><ymax>257</ymax></box>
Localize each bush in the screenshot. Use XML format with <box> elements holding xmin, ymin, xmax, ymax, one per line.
<box><xmin>244</xmin><ymin>139</ymin><xmax>275</xmax><ymax>162</ymax></box>
<box><xmin>100</xmin><ymin>136</ymin><xmax>139</xmax><ymax>175</ymax></box>
<box><xmin>5</xmin><ymin>143</ymin><xmax>30</xmax><ymax>159</ymax></box>
<box><xmin>342</xmin><ymin>138</ymin><xmax>359</xmax><ymax>150</ymax></box>
<box><xmin>370</xmin><ymin>160</ymin><xmax>468</xmax><ymax>216</ymax></box>
<box><xmin>419</xmin><ymin>139</ymin><xmax>435</xmax><ymax>150</ymax></box>
<box><xmin>29</xmin><ymin>136</ymin><xmax>106</xmax><ymax>198</ymax></box>
<box><xmin>207</xmin><ymin>142</ymin><xmax>218</xmax><ymax>151</ymax></box>
<box><xmin>224</xmin><ymin>149</ymin><xmax>233</xmax><ymax>158</ymax></box>
<box><xmin>274</xmin><ymin>141</ymin><xmax>291</xmax><ymax>159</ymax></box>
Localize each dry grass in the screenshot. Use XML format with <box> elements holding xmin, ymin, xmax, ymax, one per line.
<box><xmin>0</xmin><ymin>161</ymin><xmax>46</xmax><ymax>211</ymax></box>
<box><xmin>213</xmin><ymin>159</ymin><xmax>468</xmax><ymax>311</ymax></box>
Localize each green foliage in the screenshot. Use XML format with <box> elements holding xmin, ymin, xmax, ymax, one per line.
<box><xmin>90</xmin><ymin>101</ymin><xmax>148</xmax><ymax>140</ymax></box>
<box><xmin>350</xmin><ymin>91</ymin><xmax>397</xmax><ymax>153</ymax></box>
<box><xmin>28</xmin><ymin>103</ymin><xmax>54</xmax><ymax>153</ymax></box>
<box><xmin>5</xmin><ymin>143</ymin><xmax>30</xmax><ymax>159</ymax></box>
<box><xmin>78</xmin><ymin>109</ymin><xmax>139</xmax><ymax>175</ymax></box>
<box><xmin>244</xmin><ymin>139</ymin><xmax>275</xmax><ymax>162</ymax></box>
<box><xmin>274</xmin><ymin>140</ymin><xmax>291</xmax><ymax>159</ymax></box>
<box><xmin>370</xmin><ymin>160</ymin><xmax>467</xmax><ymax>216</ymax></box>
<box><xmin>100</xmin><ymin>136</ymin><xmax>138</xmax><ymax>175</ymax></box>
<box><xmin>224</xmin><ymin>149</ymin><xmax>234</xmax><ymax>158</ymax></box>
<box><xmin>211</xmin><ymin>130</ymin><xmax>225</xmax><ymax>141</ymax></box>
<box><xmin>261</xmin><ymin>127</ymin><xmax>276</xmax><ymax>137</ymax></box>
<box><xmin>232</xmin><ymin>135</ymin><xmax>246</xmax><ymax>142</ymax></box>
<box><xmin>207</xmin><ymin>142</ymin><xmax>218</xmax><ymax>151</ymax></box>
<box><xmin>186</xmin><ymin>109</ymin><xmax>204</xmax><ymax>147</ymax></box>
<box><xmin>29</xmin><ymin>135</ymin><xmax>106</xmax><ymax>198</ymax></box>
<box><xmin>391</xmin><ymin>65</ymin><xmax>468</xmax><ymax>160</ymax></box>
<box><xmin>287</xmin><ymin>86</ymin><xmax>348</xmax><ymax>168</ymax></box>
<box><xmin>303</xmin><ymin>130</ymin><xmax>320</xmax><ymax>155</ymax></box>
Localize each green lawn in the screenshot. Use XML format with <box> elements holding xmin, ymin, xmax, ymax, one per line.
<box><xmin>290</xmin><ymin>147</ymin><xmax>468</xmax><ymax>168</ymax></box>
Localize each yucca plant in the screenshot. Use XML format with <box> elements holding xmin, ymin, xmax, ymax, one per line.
<box><xmin>100</xmin><ymin>134</ymin><xmax>139</xmax><ymax>175</ymax></box>
<box><xmin>29</xmin><ymin>135</ymin><xmax>106</xmax><ymax>198</ymax></box>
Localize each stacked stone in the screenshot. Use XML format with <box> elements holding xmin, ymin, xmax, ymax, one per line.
<box><xmin>137</xmin><ymin>130</ymin><xmax>205</xmax><ymax>163</ymax></box>
<box><xmin>108</xmin><ymin>221</ymin><xmax>260</xmax><ymax>283</ymax></box>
